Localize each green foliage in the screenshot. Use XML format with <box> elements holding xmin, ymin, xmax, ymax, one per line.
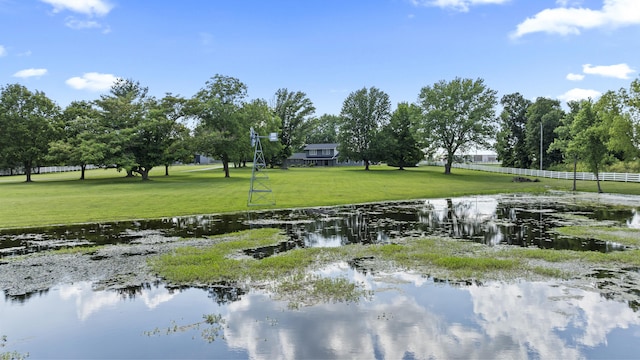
<box><xmin>338</xmin><ymin>87</ymin><xmax>391</xmax><ymax>170</ymax></box>
<box><xmin>240</xmin><ymin>99</ymin><xmax>282</xmax><ymax>167</ymax></box>
<box><xmin>0</xmin><ymin>83</ymin><xmax>61</xmax><ymax>182</ymax></box>
<box><xmin>273</xmin><ymin>88</ymin><xmax>316</xmax><ymax>168</ymax></box>
<box><xmin>495</xmin><ymin>93</ymin><xmax>532</xmax><ymax>168</ymax></box>
<box><xmin>418</xmin><ymin>77</ymin><xmax>497</xmax><ymax>174</ymax></box>
<box><xmin>189</xmin><ymin>74</ymin><xmax>249</xmax><ymax>177</ymax></box>
<box><xmin>305</xmin><ymin>114</ymin><xmax>340</xmax><ymax>145</ymax></box>
<box><xmin>525</xmin><ymin>97</ymin><xmax>565</xmax><ymax>169</ymax></box>
<box><xmin>379</xmin><ymin>103</ymin><xmax>424</xmax><ymax>169</ymax></box>
<box><xmin>47</xmin><ymin>100</ymin><xmax>105</xmax><ymax>180</ymax></box>
<box><xmin>572</xmin><ymin>99</ymin><xmax>609</xmax><ymax>192</ymax></box>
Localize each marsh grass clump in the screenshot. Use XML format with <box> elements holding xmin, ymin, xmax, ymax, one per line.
<box><xmin>52</xmin><ymin>245</ymin><xmax>104</xmax><ymax>255</ymax></box>
<box><xmin>276</xmin><ymin>273</ymin><xmax>372</xmax><ymax>308</ymax></box>
<box><xmin>369</xmin><ymin>238</ymin><xmax>521</xmax><ymax>279</ymax></box>
<box><xmin>555</xmin><ymin>226</ymin><xmax>640</xmax><ymax>247</ymax></box>
<box><xmin>150</xmin><ymin>228</ymin><xmax>371</xmax><ymax>306</ymax></box>
<box><xmin>150</xmin><ymin>228</ymin><xmax>298</xmax><ymax>284</ymax></box>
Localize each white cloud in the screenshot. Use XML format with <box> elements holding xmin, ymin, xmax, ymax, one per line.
<box><xmin>583</xmin><ymin>63</ymin><xmax>635</xmax><ymax>79</ymax></box>
<box><xmin>40</xmin><ymin>0</ymin><xmax>113</xmax><ymax>17</ymax></box>
<box><xmin>556</xmin><ymin>0</ymin><xmax>583</xmax><ymax>6</ymax></box>
<box><xmin>512</xmin><ymin>0</ymin><xmax>640</xmax><ymax>38</ymax></box>
<box><xmin>566</xmin><ymin>73</ymin><xmax>585</xmax><ymax>81</ymax></box>
<box><xmin>66</xmin><ymin>72</ymin><xmax>118</xmax><ymax>91</ymax></box>
<box><xmin>0</xmin><ymin>45</ymin><xmax>6</xmax><ymax>57</ymax></box>
<box><xmin>13</xmin><ymin>68</ymin><xmax>48</xmax><ymax>78</ymax></box>
<box><xmin>65</xmin><ymin>17</ymin><xmax>101</xmax><ymax>29</ymax></box>
<box><xmin>558</xmin><ymin>88</ymin><xmax>602</xmax><ymax>102</ymax></box>
<box><xmin>410</xmin><ymin>0</ymin><xmax>510</xmax><ymax>12</ymax></box>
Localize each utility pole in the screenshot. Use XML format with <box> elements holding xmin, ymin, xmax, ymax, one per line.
<box><xmin>540</xmin><ymin>121</ymin><xmax>543</xmax><ymax>171</ymax></box>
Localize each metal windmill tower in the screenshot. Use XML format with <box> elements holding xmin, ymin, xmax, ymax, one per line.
<box><xmin>248</xmin><ymin>127</ymin><xmax>278</xmax><ymax>206</ymax></box>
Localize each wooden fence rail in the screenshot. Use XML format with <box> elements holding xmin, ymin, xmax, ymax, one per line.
<box><xmin>426</xmin><ymin>162</ymin><xmax>640</xmax><ymax>183</ymax></box>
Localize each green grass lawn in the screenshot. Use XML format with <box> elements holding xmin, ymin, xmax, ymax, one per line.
<box><xmin>1</xmin><ymin>164</ymin><xmax>638</xmax><ymax>229</ymax></box>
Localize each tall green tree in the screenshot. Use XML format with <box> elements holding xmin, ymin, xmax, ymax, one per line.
<box><xmin>549</xmin><ymin>101</ymin><xmax>582</xmax><ymax>191</ymax></box>
<box><xmin>571</xmin><ymin>99</ymin><xmax>609</xmax><ymax>193</ymax></box>
<box><xmin>495</xmin><ymin>93</ymin><xmax>532</xmax><ymax>168</ymax></box>
<box><xmin>525</xmin><ymin>97</ymin><xmax>564</xmax><ymax>170</ymax></box>
<box><xmin>305</xmin><ymin>114</ymin><xmax>340</xmax><ymax>144</ymax></box>
<box><xmin>338</xmin><ymin>87</ymin><xmax>391</xmax><ymax>170</ymax></box>
<box><xmin>380</xmin><ymin>103</ymin><xmax>423</xmax><ymax>170</ymax></box>
<box><xmin>417</xmin><ymin>77</ymin><xmax>497</xmax><ymax>174</ymax></box>
<box><xmin>155</xmin><ymin>94</ymin><xmax>193</xmax><ymax>176</ymax></box>
<box><xmin>0</xmin><ymin>83</ymin><xmax>60</xmax><ymax>182</ymax></box>
<box><xmin>94</xmin><ymin>78</ymin><xmax>148</xmax><ymax>175</ymax></box>
<box><xmin>612</xmin><ymin>79</ymin><xmax>640</xmax><ymax>160</ymax></box>
<box><xmin>273</xmin><ymin>88</ymin><xmax>315</xmax><ymax>168</ymax></box>
<box><xmin>130</xmin><ymin>97</ymin><xmax>181</xmax><ymax>180</ymax></box>
<box><xmin>189</xmin><ymin>74</ymin><xmax>247</xmax><ymax>178</ymax></box>
<box><xmin>94</xmin><ymin>79</ymin><xmax>179</xmax><ymax>180</ymax></box>
<box><xmin>48</xmin><ymin>100</ymin><xmax>105</xmax><ymax>180</ymax></box>
<box><xmin>241</xmin><ymin>99</ymin><xmax>282</xmax><ymax>167</ymax></box>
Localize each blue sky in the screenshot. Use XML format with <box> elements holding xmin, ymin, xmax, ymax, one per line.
<box><xmin>1</xmin><ymin>0</ymin><xmax>639</xmax><ymax>116</ymax></box>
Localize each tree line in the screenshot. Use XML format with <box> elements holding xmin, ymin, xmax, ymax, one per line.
<box><xmin>496</xmin><ymin>79</ymin><xmax>640</xmax><ymax>192</ymax></box>
<box><xmin>1</xmin><ymin>74</ymin><xmax>639</xmax><ymax>187</ymax></box>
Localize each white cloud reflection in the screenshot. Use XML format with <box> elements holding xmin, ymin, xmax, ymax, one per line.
<box><xmin>58</xmin><ymin>282</ymin><xmax>176</xmax><ymax>321</ymax></box>
<box><xmin>220</xmin><ymin>266</ymin><xmax>640</xmax><ymax>359</ymax></box>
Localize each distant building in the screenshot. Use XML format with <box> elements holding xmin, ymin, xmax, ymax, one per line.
<box><xmin>288</xmin><ymin>143</ymin><xmax>340</xmax><ymax>166</ymax></box>
<box><xmin>471</xmin><ymin>153</ymin><xmax>498</xmax><ymax>163</ymax></box>
<box><xmin>194</xmin><ymin>154</ymin><xmax>215</xmax><ymax>164</ymax></box>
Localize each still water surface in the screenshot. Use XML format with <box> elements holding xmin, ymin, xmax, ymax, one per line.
<box><xmin>1</xmin><ymin>193</ymin><xmax>638</xmax><ymax>256</ymax></box>
<box><xmin>3</xmin><ymin>264</ymin><xmax>640</xmax><ymax>359</ymax></box>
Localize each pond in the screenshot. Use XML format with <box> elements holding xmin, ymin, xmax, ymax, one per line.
<box><xmin>1</xmin><ymin>192</ymin><xmax>638</xmax><ymax>256</ymax></box>
<box><xmin>1</xmin><ymin>192</ymin><xmax>640</xmax><ymax>359</ymax></box>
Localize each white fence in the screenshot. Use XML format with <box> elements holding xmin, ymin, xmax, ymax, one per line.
<box><xmin>429</xmin><ymin>163</ymin><xmax>640</xmax><ymax>183</ymax></box>
<box><xmin>0</xmin><ymin>165</ymin><xmax>99</xmax><ymax>177</ymax></box>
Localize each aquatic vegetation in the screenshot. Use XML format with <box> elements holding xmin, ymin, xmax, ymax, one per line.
<box><xmin>144</xmin><ymin>313</ymin><xmax>226</xmax><ymax>343</ymax></box>
<box><xmin>555</xmin><ymin>226</ymin><xmax>640</xmax><ymax>247</ymax></box>
<box><xmin>275</xmin><ymin>272</ymin><xmax>372</xmax><ymax>308</ymax></box>
<box><xmin>151</xmin><ymin>225</ymin><xmax>640</xmax><ymax>296</ymax></box>
<box><xmin>1</xmin><ymin>336</ymin><xmax>29</xmax><ymax>360</ymax></box>
<box><xmin>51</xmin><ymin>245</ymin><xmax>104</xmax><ymax>255</ymax></box>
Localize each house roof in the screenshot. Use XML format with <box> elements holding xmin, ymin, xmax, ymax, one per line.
<box><xmin>304</xmin><ymin>143</ymin><xmax>338</xmax><ymax>150</ymax></box>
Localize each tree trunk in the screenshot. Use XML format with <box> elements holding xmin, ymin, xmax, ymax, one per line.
<box><xmin>126</xmin><ymin>168</ymin><xmax>135</xmax><ymax>177</ymax></box>
<box><xmin>139</xmin><ymin>167</ymin><xmax>151</xmax><ymax>181</ymax></box>
<box><xmin>444</xmin><ymin>153</ymin><xmax>453</xmax><ymax>175</ymax></box>
<box><xmin>165</xmin><ymin>165</ymin><xmax>169</xmax><ymax>176</ymax></box>
<box><xmin>280</xmin><ymin>157</ymin><xmax>289</xmax><ymax>170</ymax></box>
<box><xmin>364</xmin><ymin>159</ymin><xmax>370</xmax><ymax>171</ymax></box>
<box><xmin>572</xmin><ymin>157</ymin><xmax>577</xmax><ymax>191</ymax></box>
<box><xmin>444</xmin><ymin>163</ymin><xmax>451</xmax><ymax>174</ymax></box>
<box><xmin>595</xmin><ymin>166</ymin><xmax>602</xmax><ymax>193</ymax></box>
<box><xmin>24</xmin><ymin>161</ymin><xmax>32</xmax><ymax>182</ymax></box>
<box><xmin>80</xmin><ymin>164</ymin><xmax>86</xmax><ymax>180</ymax></box>
<box><xmin>222</xmin><ymin>159</ymin><xmax>230</xmax><ymax>177</ymax></box>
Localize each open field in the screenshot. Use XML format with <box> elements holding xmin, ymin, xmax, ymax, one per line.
<box><xmin>1</xmin><ymin>164</ymin><xmax>639</xmax><ymax>229</ymax></box>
